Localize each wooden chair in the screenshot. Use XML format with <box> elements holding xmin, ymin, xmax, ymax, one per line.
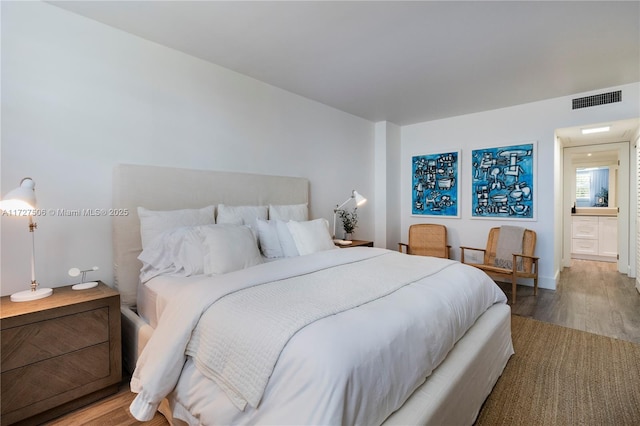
<box><xmin>460</xmin><ymin>227</ymin><xmax>538</xmax><ymax>304</ymax></box>
<box><xmin>398</xmin><ymin>224</ymin><xmax>450</xmax><ymax>259</ymax></box>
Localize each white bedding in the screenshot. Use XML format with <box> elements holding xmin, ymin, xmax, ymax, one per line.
<box><xmin>130</xmin><ymin>248</ymin><xmax>507</xmax><ymax>425</ymax></box>
<box><xmin>137</xmin><ymin>275</ymin><xmax>200</xmax><ymax>328</ymax></box>
<box><xmin>138</xmin><ymin>259</ymin><xmax>282</xmax><ymax>328</ymax></box>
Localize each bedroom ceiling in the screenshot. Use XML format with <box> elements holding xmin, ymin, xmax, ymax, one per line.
<box><xmin>48</xmin><ymin>1</ymin><xmax>640</xmax><ymax>126</ymax></box>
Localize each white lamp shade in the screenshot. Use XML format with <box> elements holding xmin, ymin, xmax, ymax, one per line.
<box><xmin>353</xmin><ymin>190</ymin><xmax>367</xmax><ymax>206</ymax></box>
<box><xmin>1</xmin><ymin>178</ymin><xmax>36</xmax><ymax>211</ymax></box>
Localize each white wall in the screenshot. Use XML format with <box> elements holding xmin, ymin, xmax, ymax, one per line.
<box><xmin>385</xmin><ymin>123</ymin><xmax>401</xmax><ymax>249</ymax></box>
<box><xmin>401</xmin><ymin>83</ymin><xmax>640</xmax><ymax>290</ymax></box>
<box><xmin>1</xmin><ymin>2</ymin><xmax>375</xmax><ymax>295</ymax></box>
<box><xmin>374</xmin><ymin>121</ymin><xmax>401</xmax><ymax>250</ymax></box>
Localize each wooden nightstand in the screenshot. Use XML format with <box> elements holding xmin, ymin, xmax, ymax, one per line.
<box><xmin>337</xmin><ymin>240</ymin><xmax>374</xmax><ymax>248</ymax></box>
<box><xmin>0</xmin><ymin>282</ymin><xmax>121</xmax><ymax>425</ymax></box>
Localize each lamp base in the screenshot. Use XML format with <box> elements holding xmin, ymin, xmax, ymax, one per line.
<box><xmin>10</xmin><ymin>287</ymin><xmax>53</xmax><ymax>302</ymax></box>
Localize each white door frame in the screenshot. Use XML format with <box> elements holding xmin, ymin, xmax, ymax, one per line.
<box><xmin>562</xmin><ymin>141</ymin><xmax>630</xmax><ymax>274</ymax></box>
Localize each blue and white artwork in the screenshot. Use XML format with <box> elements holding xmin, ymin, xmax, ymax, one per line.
<box><xmin>471</xmin><ymin>142</ymin><xmax>535</xmax><ymax>219</ymax></box>
<box><xmin>412</xmin><ymin>151</ymin><xmax>459</xmax><ymax>217</ymax></box>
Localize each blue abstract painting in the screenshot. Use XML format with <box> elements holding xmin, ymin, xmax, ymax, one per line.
<box><xmin>412</xmin><ymin>151</ymin><xmax>459</xmax><ymax>217</ymax></box>
<box><xmin>471</xmin><ymin>142</ymin><xmax>535</xmax><ymax>219</ymax></box>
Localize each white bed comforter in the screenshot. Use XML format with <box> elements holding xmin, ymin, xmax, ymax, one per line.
<box><xmin>130</xmin><ymin>248</ymin><xmax>507</xmax><ymax>425</ymax></box>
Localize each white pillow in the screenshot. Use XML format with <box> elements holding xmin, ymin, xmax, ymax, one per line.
<box><xmin>277</xmin><ymin>221</ymin><xmax>300</xmax><ymax>257</ymax></box>
<box><xmin>256</xmin><ymin>218</ymin><xmax>283</xmax><ymax>258</ymax></box>
<box><xmin>138</xmin><ymin>205</ymin><xmax>215</xmax><ymax>248</ymax></box>
<box><xmin>256</xmin><ymin>218</ymin><xmax>300</xmax><ymax>259</ymax></box>
<box><xmin>216</xmin><ymin>204</ymin><xmax>268</xmax><ymax>230</ymax></box>
<box><xmin>269</xmin><ymin>203</ymin><xmax>309</xmax><ymax>222</ymax></box>
<box><xmin>286</xmin><ymin>218</ymin><xmax>337</xmax><ymax>256</ymax></box>
<box><xmin>201</xmin><ymin>224</ymin><xmax>264</xmax><ymax>275</ymax></box>
<box><xmin>138</xmin><ymin>225</ymin><xmax>210</xmax><ymax>282</ymax></box>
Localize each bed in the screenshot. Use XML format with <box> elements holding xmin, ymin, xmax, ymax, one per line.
<box><xmin>112</xmin><ymin>163</ymin><xmax>514</xmax><ymax>425</ymax></box>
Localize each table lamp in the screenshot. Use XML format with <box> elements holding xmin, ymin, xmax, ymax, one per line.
<box><xmin>1</xmin><ymin>178</ymin><xmax>53</xmax><ymax>302</ymax></box>
<box><xmin>332</xmin><ymin>189</ymin><xmax>367</xmax><ymax>241</ymax></box>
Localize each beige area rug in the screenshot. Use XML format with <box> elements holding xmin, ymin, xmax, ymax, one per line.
<box><xmin>475</xmin><ymin>315</ymin><xmax>640</xmax><ymax>425</ymax></box>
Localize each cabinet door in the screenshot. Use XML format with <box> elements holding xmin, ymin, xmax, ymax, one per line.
<box><xmin>572</xmin><ymin>216</ymin><xmax>598</xmax><ymax>239</ymax></box>
<box><xmin>598</xmin><ymin>217</ymin><xmax>618</xmax><ymax>257</ymax></box>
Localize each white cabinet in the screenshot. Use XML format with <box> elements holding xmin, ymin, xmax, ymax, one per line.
<box><xmin>598</xmin><ymin>217</ymin><xmax>618</xmax><ymax>257</ymax></box>
<box><xmin>572</xmin><ymin>237</ymin><xmax>599</xmax><ymax>255</ymax></box>
<box><xmin>572</xmin><ymin>216</ymin><xmax>598</xmax><ymax>255</ymax></box>
<box><xmin>571</xmin><ymin>215</ymin><xmax>617</xmax><ymax>261</ymax></box>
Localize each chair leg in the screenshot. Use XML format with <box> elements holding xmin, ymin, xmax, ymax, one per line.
<box><xmin>511</xmin><ymin>276</ymin><xmax>517</xmax><ymax>304</ymax></box>
<box><xmin>534</xmin><ymin>277</ymin><xmax>538</xmax><ymax>296</ymax></box>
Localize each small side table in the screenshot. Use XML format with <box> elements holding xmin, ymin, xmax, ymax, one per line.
<box><xmin>0</xmin><ymin>281</ymin><xmax>121</xmax><ymax>425</ymax></box>
<box><xmin>337</xmin><ymin>240</ymin><xmax>374</xmax><ymax>248</ymax></box>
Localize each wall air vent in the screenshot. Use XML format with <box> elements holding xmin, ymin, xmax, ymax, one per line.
<box><xmin>572</xmin><ymin>90</ymin><xmax>621</xmax><ymax>110</ymax></box>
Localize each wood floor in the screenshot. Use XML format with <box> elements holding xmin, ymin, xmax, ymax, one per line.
<box><xmin>44</xmin><ymin>259</ymin><xmax>640</xmax><ymax>425</ymax></box>
<box><xmin>498</xmin><ymin>258</ymin><xmax>640</xmax><ymax>344</ymax></box>
<box><xmin>43</xmin><ymin>381</ymin><xmax>169</xmax><ymax>426</ymax></box>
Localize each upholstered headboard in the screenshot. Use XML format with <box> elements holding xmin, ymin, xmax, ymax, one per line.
<box><xmin>112</xmin><ymin>164</ymin><xmax>309</xmax><ymax>306</ymax></box>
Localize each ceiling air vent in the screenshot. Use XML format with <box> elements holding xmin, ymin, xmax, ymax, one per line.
<box><xmin>572</xmin><ymin>90</ymin><xmax>621</xmax><ymax>110</ymax></box>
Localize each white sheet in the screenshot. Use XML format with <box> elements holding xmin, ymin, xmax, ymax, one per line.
<box><xmin>130</xmin><ymin>248</ymin><xmax>507</xmax><ymax>425</ymax></box>
<box><xmin>137</xmin><ymin>275</ymin><xmax>203</xmax><ymax>328</ymax></box>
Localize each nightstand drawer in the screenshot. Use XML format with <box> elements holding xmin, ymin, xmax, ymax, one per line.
<box><xmin>1</xmin><ymin>307</ymin><xmax>109</xmax><ymax>372</ymax></box>
<box><xmin>1</xmin><ymin>342</ymin><xmax>110</xmax><ymax>415</ymax></box>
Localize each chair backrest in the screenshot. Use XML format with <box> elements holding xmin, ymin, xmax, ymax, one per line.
<box><xmin>484</xmin><ymin>227</ymin><xmax>536</xmax><ymax>272</ymax></box>
<box><xmin>408</xmin><ymin>224</ymin><xmax>448</xmax><ymax>258</ymax></box>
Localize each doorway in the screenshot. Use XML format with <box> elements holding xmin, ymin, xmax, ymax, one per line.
<box><xmin>562</xmin><ymin>142</ymin><xmax>628</xmax><ymax>272</ymax></box>
<box><xmin>557</xmin><ymin>118</ymin><xmax>639</xmax><ymax>276</ymax></box>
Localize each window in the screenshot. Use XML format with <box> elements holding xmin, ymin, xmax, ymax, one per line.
<box><xmin>576</xmin><ymin>172</ymin><xmax>590</xmax><ymax>199</ymax></box>
<box><xmin>576</xmin><ymin>167</ymin><xmax>610</xmax><ymax>207</ymax></box>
